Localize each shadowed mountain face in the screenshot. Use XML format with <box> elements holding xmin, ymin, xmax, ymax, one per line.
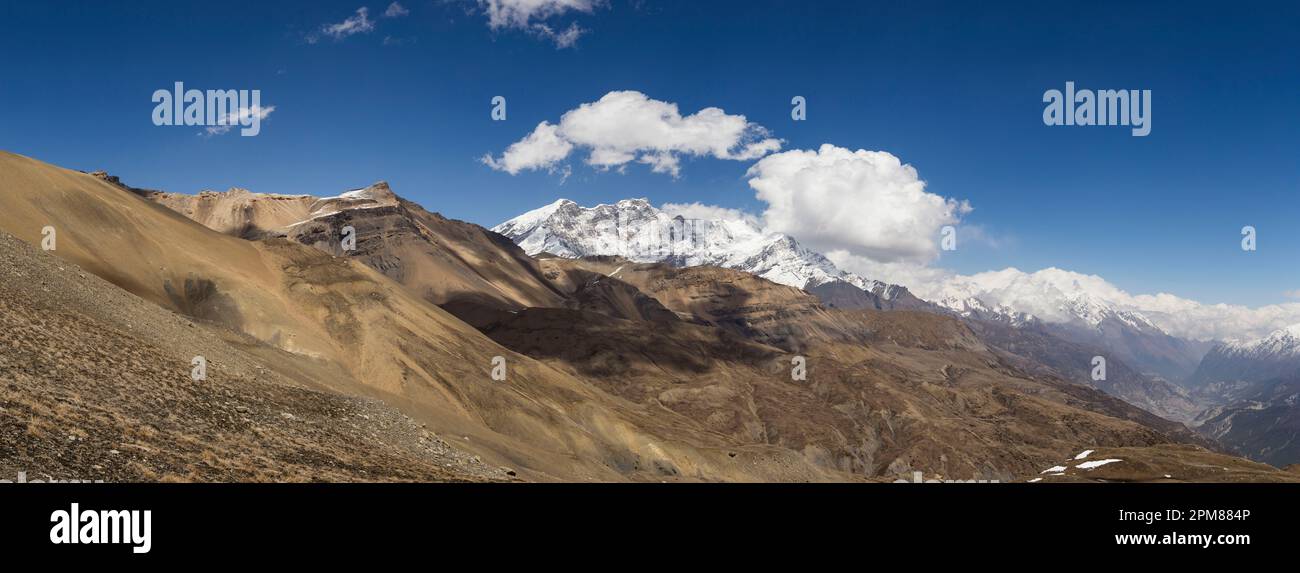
<box><xmin>805</xmin><ymin>279</ymin><xmax>934</xmax><ymax>312</ymax></box>
<box><xmin>1043</xmin><ymin>317</ymin><xmax>1213</xmax><ymax>384</ymax></box>
<box><xmin>135</xmin><ymin>180</ymin><xmax>567</xmax><ymax>312</ymax></box>
<box><xmin>554</xmin><ymin>256</ymin><xmax>1206</xmax><ymax>424</ymax></box>
<box><xmin>0</xmin><ymin>150</ymin><xmax>1268</xmax><ymax>482</ymax></box>
<box><xmin>1195</xmin><ymin>377</ymin><xmax>1300</xmax><ymax>468</ymax></box>
<box><xmin>477</xmin><ymin>256</ymin><xmax>1216</xmax><ymax>479</ymax></box>
<box><xmin>1188</xmin><ymin>329</ymin><xmax>1300</xmax><ymax>392</ymax></box>
<box><xmin>964</xmin><ymin>320</ymin><xmax>1203</xmax><ymax>423</ymax></box>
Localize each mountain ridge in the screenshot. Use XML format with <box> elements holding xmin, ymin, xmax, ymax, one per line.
<box><xmin>492</xmin><ymin>197</ymin><xmax>933</xmax><ymax>311</ymax></box>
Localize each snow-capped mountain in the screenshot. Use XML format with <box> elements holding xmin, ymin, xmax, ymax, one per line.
<box><xmin>1220</xmin><ymin>324</ymin><xmax>1300</xmax><ymax>358</ymax></box>
<box><xmin>494</xmin><ymin>199</ymin><xmax>1211</xmax><ymax>382</ymax></box>
<box><xmin>1190</xmin><ymin>324</ymin><xmax>1300</xmax><ymax>390</ymax></box>
<box><xmin>925</xmin><ymin>268</ymin><xmax>1159</xmax><ymax>330</ymax></box>
<box><xmin>493</xmin><ymin>198</ymin><xmax>908</xmax><ymax>301</ymax></box>
<box><xmin>923</xmin><ymin>268</ymin><xmax>1211</xmax><ymax>381</ymax></box>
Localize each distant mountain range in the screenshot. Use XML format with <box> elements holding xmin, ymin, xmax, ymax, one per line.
<box><xmin>924</xmin><ymin>268</ymin><xmax>1214</xmax><ymax>383</ymax></box>
<box><xmin>1191</xmin><ymin>325</ymin><xmax>1300</xmax><ymax>389</ymax></box>
<box><xmin>492</xmin><ymin>198</ymin><xmax>932</xmax><ymax>311</ymax></box>
<box><xmin>494</xmin><ymin>198</ymin><xmax>1213</xmax><ymax>421</ymax></box>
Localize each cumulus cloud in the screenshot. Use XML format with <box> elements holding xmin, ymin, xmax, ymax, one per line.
<box><xmin>308</xmin><ymin>7</ymin><xmax>376</xmax><ymax>43</ymax></box>
<box><xmin>746</xmin><ymin>144</ymin><xmax>970</xmax><ymax>263</ymax></box>
<box><xmin>825</xmin><ymin>252</ymin><xmax>960</xmax><ymax>296</ymax></box>
<box><xmin>483</xmin><ymin>91</ymin><xmax>782</xmax><ymax>177</ymax></box>
<box><xmin>477</xmin><ymin>0</ymin><xmax>601</xmax><ymax>48</ymax></box>
<box><xmin>481</xmin><ymin>121</ymin><xmax>573</xmax><ymax>175</ymax></box>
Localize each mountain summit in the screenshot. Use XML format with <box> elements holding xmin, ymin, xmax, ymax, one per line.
<box><xmin>493</xmin><ymin>198</ymin><xmax>928</xmax><ymax>309</ymax></box>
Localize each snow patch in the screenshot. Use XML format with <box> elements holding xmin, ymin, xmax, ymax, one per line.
<box><xmin>1075</xmin><ymin>458</ymin><xmax>1122</xmax><ymax>470</ymax></box>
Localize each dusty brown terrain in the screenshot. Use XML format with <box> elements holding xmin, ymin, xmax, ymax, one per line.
<box><xmin>486</xmin><ymin>257</ymin><xmax>1219</xmax><ymax>480</ymax></box>
<box><xmin>140</xmin><ymin>179</ymin><xmax>567</xmax><ymax>311</ymax></box>
<box><xmin>0</xmin><ymin>231</ymin><xmax>506</xmax><ymax>482</ymax></box>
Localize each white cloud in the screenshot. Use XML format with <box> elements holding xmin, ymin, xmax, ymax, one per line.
<box><xmin>482</xmin><ymin>121</ymin><xmax>573</xmax><ymax>175</ymax></box>
<box><xmin>825</xmin><ymin>252</ymin><xmax>959</xmax><ymax>295</ymax></box>
<box><xmin>746</xmin><ymin>144</ymin><xmax>970</xmax><ymax>263</ymax></box>
<box><xmin>477</xmin><ymin>0</ymin><xmax>601</xmax><ymax>48</ymax></box>
<box><xmin>661</xmin><ymin>202</ymin><xmax>761</xmax><ymax>227</ymax></box>
<box><xmin>480</xmin><ymin>0</ymin><xmax>597</xmax><ymax>29</ymax></box>
<box><xmin>1130</xmin><ymin>295</ymin><xmax>1300</xmax><ymax>343</ymax></box>
<box><xmin>201</xmin><ymin>105</ymin><xmax>276</xmax><ymax>137</ymax></box>
<box><xmin>885</xmin><ymin>265</ymin><xmax>1300</xmax><ymax>343</ymax></box>
<box><xmin>308</xmin><ymin>7</ymin><xmax>376</xmax><ymax>43</ymax></box>
<box><xmin>484</xmin><ymin>91</ymin><xmax>782</xmax><ymax>177</ymax></box>
<box><xmin>384</xmin><ymin>2</ymin><xmax>409</xmax><ymax>18</ymax></box>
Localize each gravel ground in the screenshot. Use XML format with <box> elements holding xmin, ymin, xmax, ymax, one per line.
<box><xmin>0</xmin><ymin>231</ymin><xmax>514</xmax><ymax>482</ymax></box>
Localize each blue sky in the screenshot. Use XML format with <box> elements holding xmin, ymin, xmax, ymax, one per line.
<box><xmin>1</xmin><ymin>0</ymin><xmax>1297</xmax><ymax>306</ymax></box>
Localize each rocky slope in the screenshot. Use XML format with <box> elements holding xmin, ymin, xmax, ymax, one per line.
<box><xmin>490</xmin><ymin>256</ymin><xmax>1216</xmax><ymax>479</ymax></box>
<box><xmin>494</xmin><ymin>199</ymin><xmax>1217</xmax><ymax>422</ymax></box>
<box><xmin>966</xmin><ymin>320</ymin><xmax>1202</xmax><ymax>423</ymax></box>
<box><xmin>124</xmin><ymin>178</ymin><xmax>567</xmax><ymax>311</ymax></box>
<box><xmin>1194</xmin><ymin>376</ymin><xmax>1300</xmax><ymax>468</ymax></box>
<box><xmin>0</xmin><ymin>231</ymin><xmax>507</xmax><ymax>482</ymax></box>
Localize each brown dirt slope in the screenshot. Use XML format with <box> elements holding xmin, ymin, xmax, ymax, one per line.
<box><xmin>138</xmin><ymin>179</ymin><xmax>566</xmax><ymax>311</ymax></box>
<box><xmin>0</xmin><ymin>231</ymin><xmax>505</xmax><ymax>482</ymax></box>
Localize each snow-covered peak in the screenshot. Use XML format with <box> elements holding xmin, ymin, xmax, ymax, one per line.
<box><xmin>492</xmin><ymin>197</ymin><xmax>893</xmax><ymax>296</ymax></box>
<box><xmin>324</xmin><ymin>181</ymin><xmax>397</xmax><ymax>202</ymax></box>
<box><xmin>927</xmin><ymin>267</ymin><xmax>1163</xmax><ymax>332</ymax></box>
<box><xmin>1221</xmin><ymin>324</ymin><xmax>1300</xmax><ymax>357</ymax></box>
